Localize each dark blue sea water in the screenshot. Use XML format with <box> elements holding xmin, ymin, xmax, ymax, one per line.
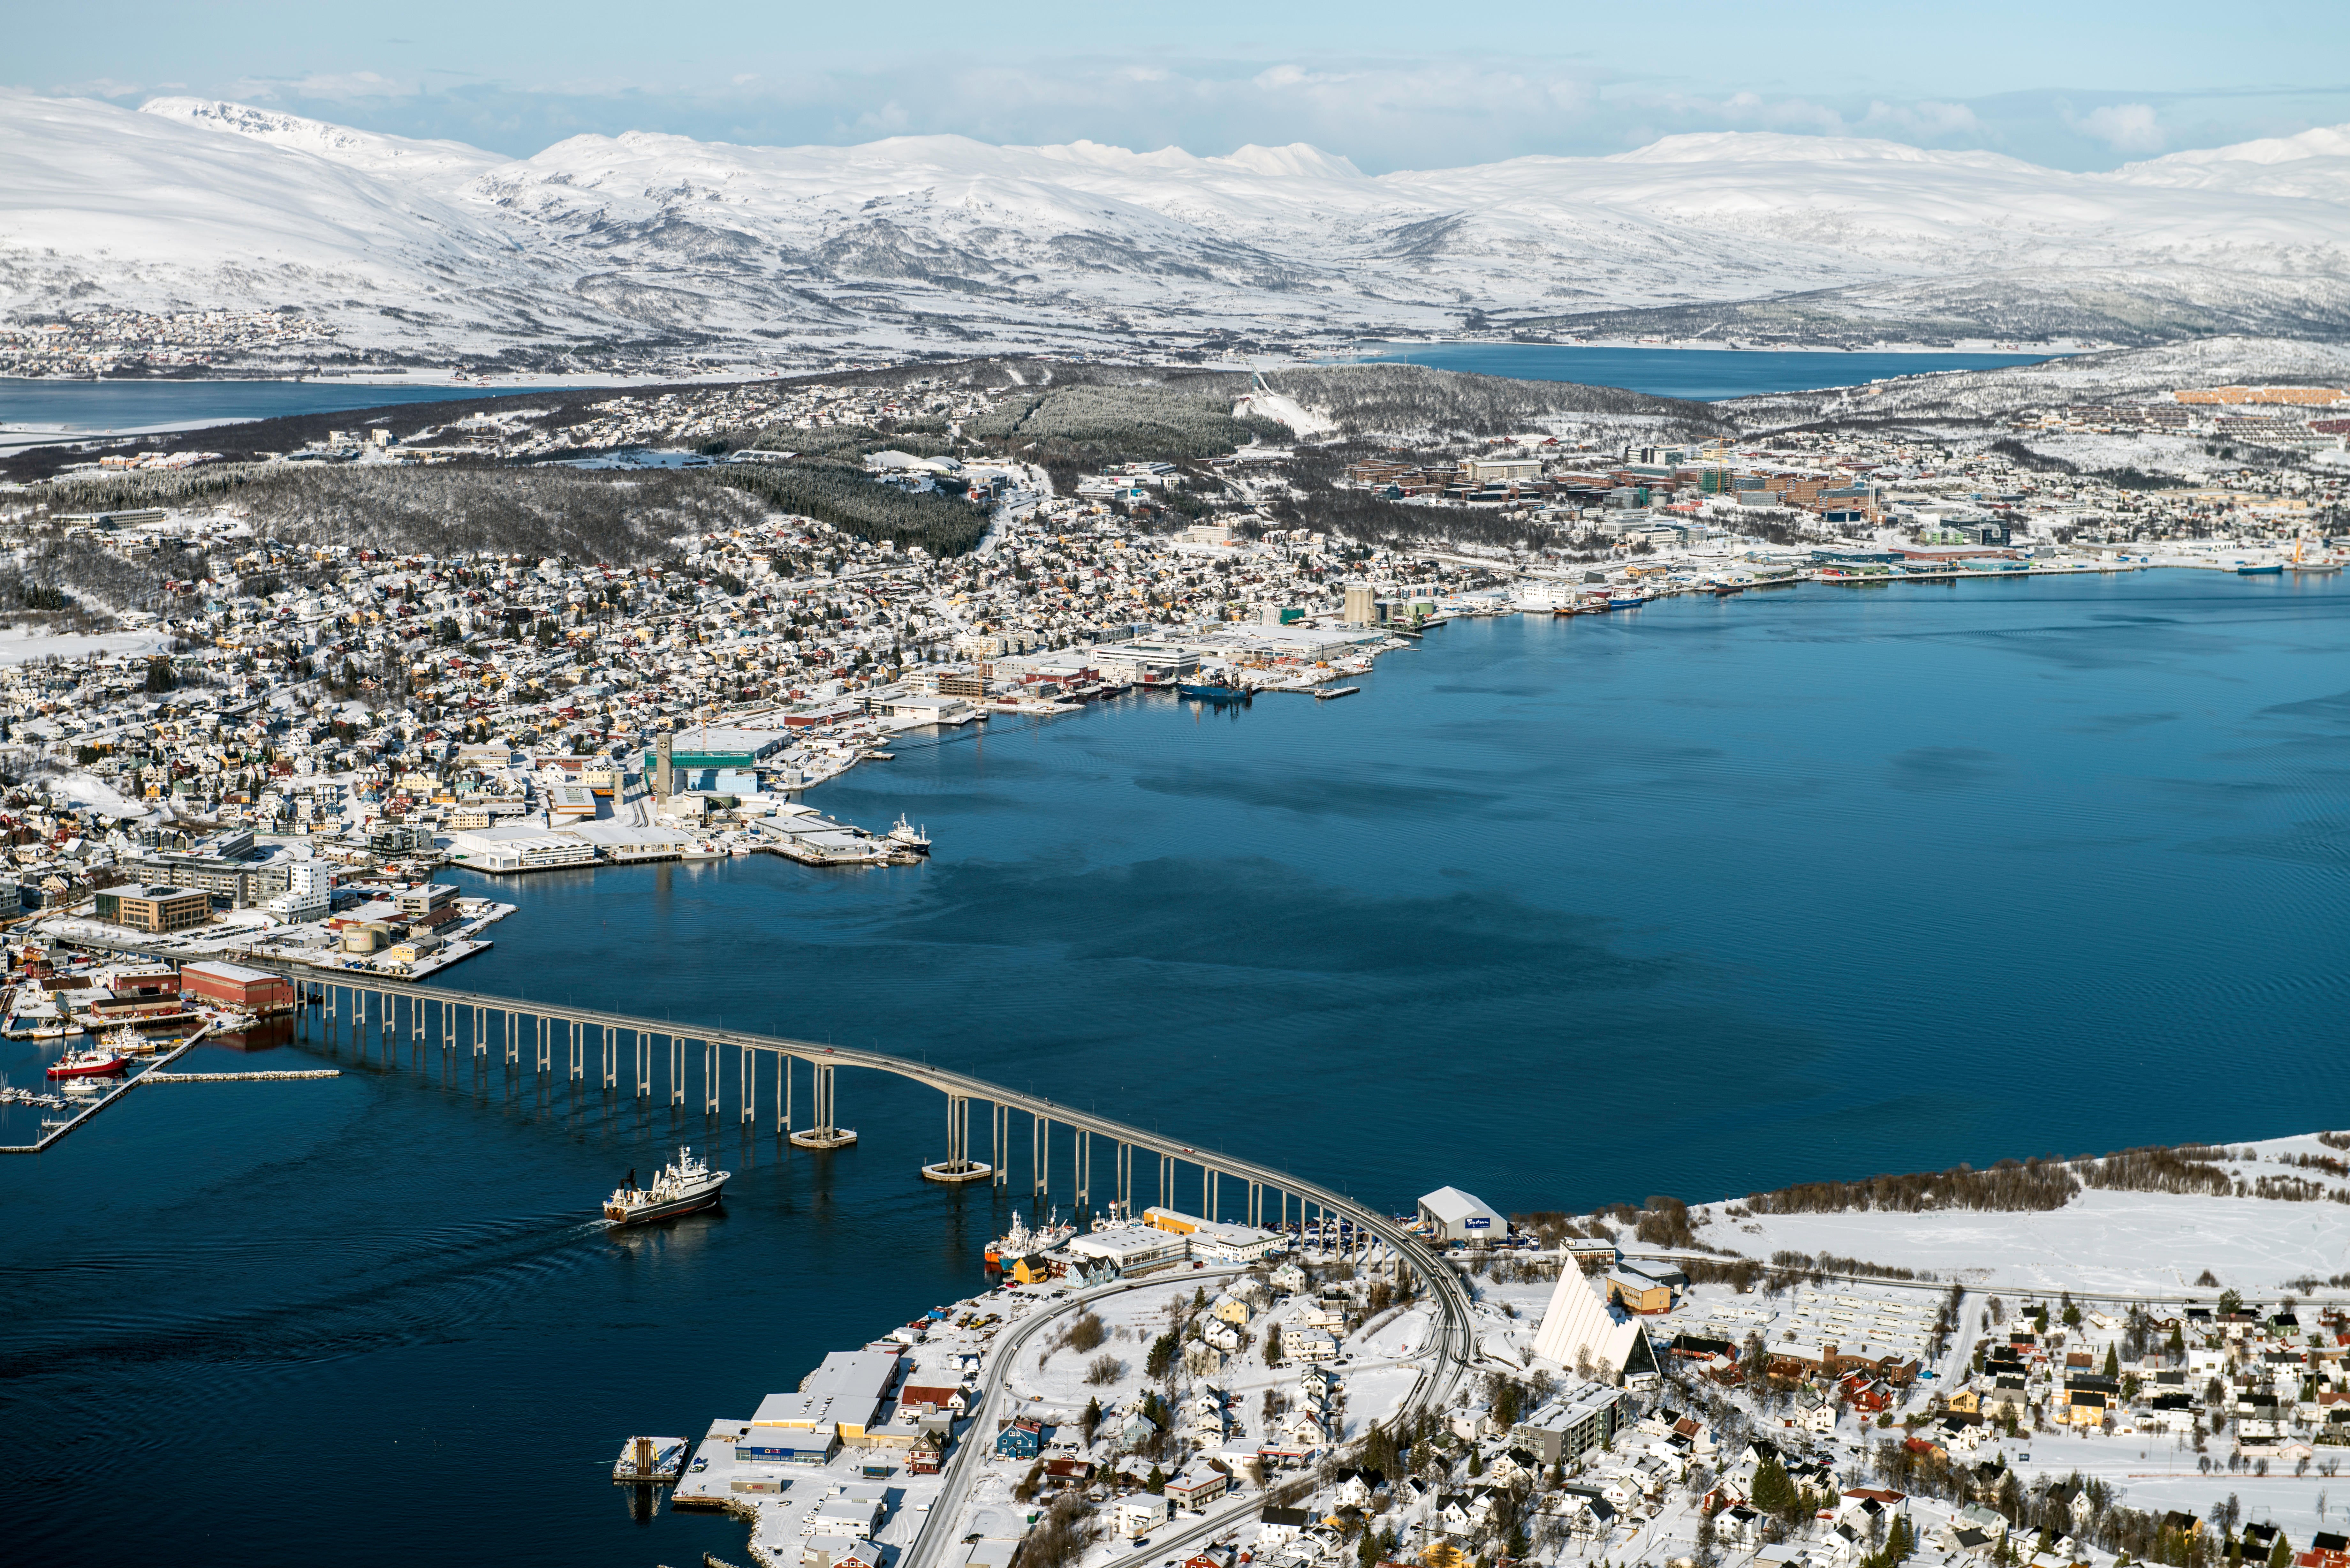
<box><xmin>1356</xmin><ymin>343</ymin><xmax>2057</xmax><ymax>400</ymax></box>
<box><xmin>4</xmin><ymin>571</ymin><xmax>2345</xmax><ymax>1565</ymax></box>
<box><xmin>0</xmin><ymin>379</ymin><xmax>587</xmax><ymax>432</ymax></box>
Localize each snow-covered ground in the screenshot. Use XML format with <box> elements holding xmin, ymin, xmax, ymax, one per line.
<box><xmin>1661</xmin><ymin>1131</ymin><xmax>2350</xmax><ymax>1298</ymax></box>
<box><xmin>9</xmin><ymin>90</ymin><xmax>2350</xmax><ymax>368</ymax></box>
<box><xmin>0</xmin><ymin>628</ymin><xmax>172</xmax><ymax>667</ymax></box>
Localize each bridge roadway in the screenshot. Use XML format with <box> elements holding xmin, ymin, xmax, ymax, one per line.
<box><xmin>274</xmin><ymin>965</ymin><xmax>1482</xmax><ymax>1421</ymax></box>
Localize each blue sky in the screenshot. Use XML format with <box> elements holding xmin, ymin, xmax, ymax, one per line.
<box><xmin>14</xmin><ymin>0</ymin><xmax>2350</xmax><ymax>171</ymax></box>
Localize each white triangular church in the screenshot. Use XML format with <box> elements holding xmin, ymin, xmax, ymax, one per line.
<box><xmin>1531</xmin><ymin>1264</ymin><xmax>1657</xmax><ymax>1382</ymax></box>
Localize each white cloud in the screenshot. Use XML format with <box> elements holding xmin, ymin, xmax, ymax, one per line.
<box><xmin>198</xmin><ymin>51</ymin><xmax>2336</xmax><ymax>175</ymax></box>
<box><xmin>1861</xmin><ymin>99</ymin><xmax>1981</xmax><ymax>138</ymax></box>
<box><xmin>55</xmin><ymin>77</ymin><xmax>149</xmax><ymax>101</ymax></box>
<box><xmin>2074</xmin><ymin>102</ymin><xmax>2165</xmax><ymax>153</ymax></box>
<box><xmin>231</xmin><ymin>70</ymin><xmax>421</xmax><ymax>103</ymax></box>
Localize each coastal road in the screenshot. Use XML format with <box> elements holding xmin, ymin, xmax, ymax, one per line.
<box><xmin>901</xmin><ymin>1243</ymin><xmax>1475</xmax><ymax>1568</ymax></box>
<box><xmin>899</xmin><ymin>1270</ymin><xmax>1242</xmax><ymax>1568</ymax></box>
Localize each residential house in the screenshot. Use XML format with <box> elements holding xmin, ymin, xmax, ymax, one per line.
<box><xmin>995</xmin><ymin>1418</ymin><xmax>1046</xmax><ymax>1459</ymax></box>
<box><xmin>1112</xmin><ymin>1493</ymin><xmax>1170</xmax><ymax>1538</ymax></box>
<box><xmin>1164</xmin><ymin>1466</ymin><xmax>1229</xmax><ymax>1511</ymax></box>
<box><xmin>1259</xmin><ymin>1507</ymin><xmax>1313</xmax><ymax>1548</ymax></box>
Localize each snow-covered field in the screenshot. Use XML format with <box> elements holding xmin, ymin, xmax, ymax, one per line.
<box><xmin>0</xmin><ymin>628</ymin><xmax>171</xmax><ymax>667</ymax></box>
<box><xmin>1665</xmin><ymin>1131</ymin><xmax>2350</xmax><ymax>1298</ymax></box>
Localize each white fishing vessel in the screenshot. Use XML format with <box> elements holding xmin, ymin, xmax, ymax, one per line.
<box><xmin>984</xmin><ymin>1208</ymin><xmax>1074</xmax><ymax>1270</ymax></box>
<box><xmin>603</xmin><ymin>1146</ymin><xmax>730</xmax><ymax>1226</ymax></box>
<box><xmin>3</xmin><ymin>990</ymin><xmax>78</xmax><ymax>1040</ymax></box>
<box><xmin>887</xmin><ymin>815</ymin><xmax>932</xmax><ymax>856</ymax></box>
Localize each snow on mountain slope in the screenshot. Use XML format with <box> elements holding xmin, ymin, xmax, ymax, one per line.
<box><xmin>4</xmin><ymin>92</ymin><xmax>2349</xmax><ymax>373</ymax></box>
<box><xmin>2110</xmin><ymin>125</ymin><xmax>2350</xmax><ymax>204</ymax></box>
<box><xmin>0</xmin><ymin>90</ymin><xmax>603</xmax><ymax>362</ymax></box>
<box><xmin>140</xmin><ymin>97</ymin><xmax>511</xmax><ymax>183</ymax></box>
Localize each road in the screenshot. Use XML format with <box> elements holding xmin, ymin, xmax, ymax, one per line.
<box><xmin>900</xmin><ymin>1270</ymin><xmax>1243</xmax><ymax>1568</ymax></box>
<box><xmin>900</xmin><ymin>1245</ymin><xmax>1475</xmax><ymax>1568</ymax></box>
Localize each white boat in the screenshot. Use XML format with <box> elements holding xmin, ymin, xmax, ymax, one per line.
<box><xmin>3</xmin><ymin>991</ymin><xmax>79</xmax><ymax>1040</ymax></box>
<box><xmin>888</xmin><ymin>815</ymin><xmax>932</xmax><ymax>856</ymax></box>
<box><xmin>985</xmin><ymin>1208</ymin><xmax>1074</xmax><ymax>1270</ymax></box>
<box><xmin>603</xmin><ymin>1146</ymin><xmax>730</xmax><ymax>1226</ymax></box>
<box><xmin>104</xmin><ymin>1024</ymin><xmax>155</xmax><ymax>1057</ymax></box>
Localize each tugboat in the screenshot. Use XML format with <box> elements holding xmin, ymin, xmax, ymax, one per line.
<box><xmin>47</xmin><ymin>1045</ymin><xmax>128</xmax><ymax>1080</ymax></box>
<box><xmin>603</xmin><ymin>1146</ymin><xmax>730</xmax><ymax>1226</ymax></box>
<box><xmin>888</xmin><ymin>815</ymin><xmax>932</xmax><ymax>856</ymax></box>
<box><xmin>983</xmin><ymin>1209</ymin><xmax>1075</xmax><ymax>1271</ymax></box>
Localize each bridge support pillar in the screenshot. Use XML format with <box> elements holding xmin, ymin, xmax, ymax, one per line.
<box><xmin>922</xmin><ymin>1092</ymin><xmax>989</xmax><ymax>1183</ymax></box>
<box><xmin>671</xmin><ymin>1036</ymin><xmax>684</xmax><ymax>1108</ymax></box>
<box><xmin>741</xmin><ymin>1045</ymin><xmax>755</xmax><ymax>1125</ymax></box>
<box><xmin>790</xmin><ymin>1061</ymin><xmax>855</xmax><ymax>1149</ymax></box>
<box><xmin>1033</xmin><ymin>1115</ymin><xmax>1049</xmax><ymax>1199</ymax></box>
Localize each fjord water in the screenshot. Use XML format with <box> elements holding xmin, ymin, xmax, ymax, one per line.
<box><xmin>0</xmin><ymin>378</ymin><xmax>572</xmax><ymax>431</ymax></box>
<box><xmin>5</xmin><ymin>572</ymin><xmax>2347</xmax><ymax>1566</ymax></box>
<box><xmin>1359</xmin><ymin>342</ymin><xmax>2056</xmax><ymax>399</ymax></box>
<box><xmin>0</xmin><ymin>344</ymin><xmax>2054</xmax><ymax>433</ymax></box>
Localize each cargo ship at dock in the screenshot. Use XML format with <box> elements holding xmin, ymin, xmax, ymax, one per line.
<box><xmin>982</xmin><ymin>1210</ymin><xmax>1074</xmax><ymax>1271</ymax></box>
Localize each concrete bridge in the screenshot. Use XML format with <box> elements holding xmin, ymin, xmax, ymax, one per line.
<box><xmin>274</xmin><ymin>965</ymin><xmax>1476</xmax><ymax>1402</ymax></box>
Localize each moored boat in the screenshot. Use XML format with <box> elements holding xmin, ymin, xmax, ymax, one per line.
<box><xmin>47</xmin><ymin>1047</ymin><xmax>127</xmax><ymax>1080</ymax></box>
<box><xmin>1176</xmin><ymin>683</ymin><xmax>1252</xmax><ymax>703</ymax></box>
<box><xmin>983</xmin><ymin>1209</ymin><xmax>1074</xmax><ymax>1271</ymax></box>
<box><xmin>3</xmin><ymin>991</ymin><xmax>79</xmax><ymax>1040</ymax></box>
<box><xmin>603</xmin><ymin>1146</ymin><xmax>730</xmax><ymax>1225</ymax></box>
<box><xmin>888</xmin><ymin>815</ymin><xmax>932</xmax><ymax>855</ymax></box>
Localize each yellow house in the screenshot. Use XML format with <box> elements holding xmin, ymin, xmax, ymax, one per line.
<box><xmin>1607</xmin><ymin>1270</ymin><xmax>1673</xmax><ymax>1315</ymax></box>
<box><xmin>1945</xmin><ymin>1387</ymin><xmax>1981</xmax><ymax>1415</ymax></box>
<box><xmin>1011</xmin><ymin>1255</ymin><xmax>1055</xmax><ymax>1286</ymax></box>
<box><xmin>1210</xmin><ymin>1295</ymin><xmax>1253</xmax><ymax>1326</ymax></box>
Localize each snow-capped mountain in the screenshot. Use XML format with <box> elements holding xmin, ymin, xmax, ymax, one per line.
<box><xmin>4</xmin><ymin>89</ymin><xmax>2350</xmax><ymax>372</ymax></box>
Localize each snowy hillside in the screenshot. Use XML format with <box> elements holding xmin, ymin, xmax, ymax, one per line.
<box><xmin>4</xmin><ymin>90</ymin><xmax>2350</xmax><ymax>372</ymax></box>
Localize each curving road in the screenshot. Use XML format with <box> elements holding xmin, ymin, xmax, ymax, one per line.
<box><xmin>900</xmin><ymin>1259</ymin><xmax>1468</xmax><ymax>1568</ymax></box>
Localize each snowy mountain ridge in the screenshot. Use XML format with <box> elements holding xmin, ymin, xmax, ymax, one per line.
<box><xmin>4</xmin><ymin>89</ymin><xmax>2350</xmax><ymax>372</ymax></box>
